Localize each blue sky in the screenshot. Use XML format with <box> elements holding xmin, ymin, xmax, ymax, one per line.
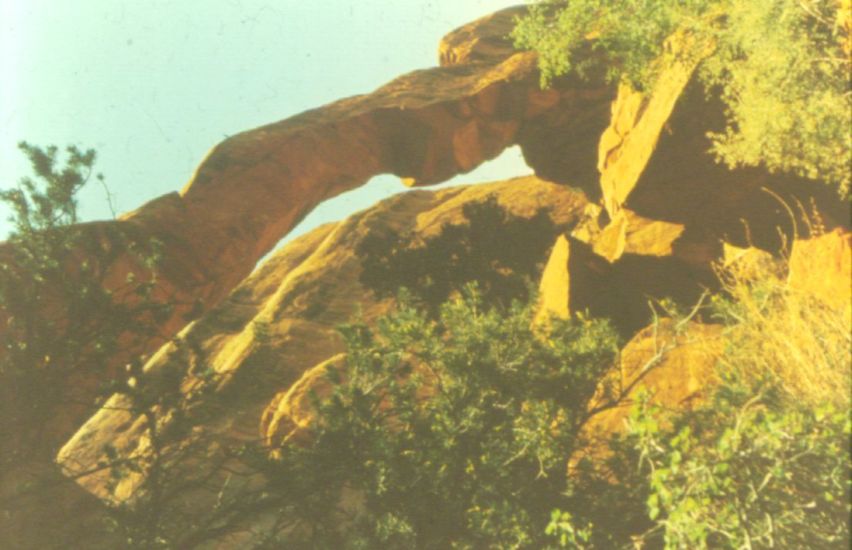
<box><xmin>1</xmin><ymin>0</ymin><xmax>530</xmax><ymax>243</ymax></box>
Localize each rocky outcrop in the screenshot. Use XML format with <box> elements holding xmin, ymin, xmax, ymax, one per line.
<box><xmin>0</xmin><ymin>8</ymin><xmax>615</xmax><ymax>464</ymax></box>
<box><xmin>56</xmin><ymin>177</ymin><xmax>588</xmax><ymax>544</ymax></box>
<box><xmin>260</xmin><ymin>354</ymin><xmax>348</xmax><ymax>449</ymax></box>
<box><xmin>535</xmin><ymin>233</ymin><xmax>716</xmax><ymax>335</ymax></box>
<box><xmin>601</xmin><ymin>77</ymin><xmax>846</xmax><ymax>252</ymax></box>
<box><xmin>576</xmin><ymin>320</ymin><xmax>723</xmax><ymax>465</ymax></box>
<box><xmin>597</xmin><ymin>34</ymin><xmax>712</xmax><ymax>217</ymax></box>
<box><xmin>534</xmin><ymin>17</ymin><xmax>848</xmax><ymax>335</ymax></box>
<box><xmin>4</xmin><ymin>10</ymin><xmax>608</xmax><ymax>542</ymax></box>
<box><xmin>788</xmin><ymin>228</ymin><xmax>852</xmax><ymax>315</ymax></box>
<box><xmin>111</xmin><ymin>4</ymin><xmax>609</xmax><ymax>328</ymax></box>
<box><xmin>2</xmin><ymin>4</ymin><xmax>846</xmax><ymax>546</ymax></box>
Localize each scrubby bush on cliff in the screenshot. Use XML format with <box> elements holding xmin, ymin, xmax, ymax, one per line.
<box><xmin>626</xmin><ymin>255</ymin><xmax>849</xmax><ymax>548</ymax></box>
<box><xmin>513</xmin><ymin>0</ymin><xmax>852</xmax><ymax>195</ymax></box>
<box><xmin>260</xmin><ymin>286</ymin><xmax>620</xmax><ymax>548</ymax></box>
<box><xmin>552</xmin><ymin>255</ymin><xmax>852</xmax><ymax>549</ymax></box>
<box><xmin>628</xmin><ymin>377</ymin><xmax>850</xmax><ymax>549</ymax></box>
<box><xmin>0</xmin><ymin>144</ymin><xmax>165</xmax><ymax>462</ymax></box>
<box><xmin>0</xmin><ymin>144</ymin><xmax>176</xmax><ymax>548</ymax></box>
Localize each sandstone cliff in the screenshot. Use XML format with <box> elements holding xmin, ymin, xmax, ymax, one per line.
<box><xmin>55</xmin><ymin>177</ymin><xmax>587</xmax><ymax>546</ymax></box>
<box><xmin>1</xmin><ymin>4</ymin><xmax>848</xmax><ymax>548</ymax></box>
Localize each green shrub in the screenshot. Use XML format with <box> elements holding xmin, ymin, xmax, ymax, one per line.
<box><xmin>513</xmin><ymin>0</ymin><xmax>851</xmax><ymax>195</ymax></box>
<box><xmin>541</xmin><ymin>251</ymin><xmax>852</xmax><ymax>548</ymax></box>
<box><xmin>0</xmin><ymin>144</ymin><xmax>170</xmax><ymax>461</ymax></box>
<box><xmin>264</xmin><ymin>286</ymin><xmax>619</xmax><ymax>548</ymax></box>
<box><xmin>628</xmin><ymin>376</ymin><xmax>850</xmax><ymax>549</ymax></box>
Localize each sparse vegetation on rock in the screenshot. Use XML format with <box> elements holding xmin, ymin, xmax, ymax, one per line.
<box><xmin>513</xmin><ymin>0</ymin><xmax>852</xmax><ymax>196</ymax></box>
<box><xmin>1</xmin><ymin>3</ymin><xmax>849</xmax><ymax>547</ymax></box>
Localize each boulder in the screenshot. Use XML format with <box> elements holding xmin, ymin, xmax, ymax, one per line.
<box><xmin>576</xmin><ymin>320</ymin><xmax>722</xmax><ymax>464</ymax></box>
<box><xmin>788</xmin><ymin>228</ymin><xmax>852</xmax><ymax>316</ymax></box>
<box><xmin>536</xmin><ymin>234</ymin><xmax>716</xmax><ymax>335</ymax></box>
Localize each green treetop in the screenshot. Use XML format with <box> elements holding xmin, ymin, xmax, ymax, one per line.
<box><xmin>512</xmin><ymin>0</ymin><xmax>852</xmax><ymax>196</ymax></box>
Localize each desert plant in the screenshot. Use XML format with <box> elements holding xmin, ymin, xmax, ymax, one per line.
<box><xmin>628</xmin><ymin>376</ymin><xmax>850</xmax><ymax>549</ymax></box>
<box><xmin>513</xmin><ymin>0</ymin><xmax>852</xmax><ymax>195</ymax></box>
<box><xmin>540</xmin><ymin>246</ymin><xmax>852</xmax><ymax>548</ymax></box>
<box><xmin>261</xmin><ymin>286</ymin><xmax>620</xmax><ymax>548</ymax></box>
<box><xmin>710</xmin><ymin>256</ymin><xmax>850</xmax><ymax>411</ymax></box>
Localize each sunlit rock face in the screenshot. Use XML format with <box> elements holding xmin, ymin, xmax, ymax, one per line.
<box><xmin>0</xmin><ymin>9</ymin><xmax>614</xmax><ymax>455</ymax></box>
<box><xmin>56</xmin><ymin>177</ymin><xmax>588</xmax><ymax>543</ymax></box>
<box><xmin>575</xmin><ymin>320</ymin><xmax>723</xmax><ymax>467</ymax></box>
<box><xmin>535</xmin><ymin>233</ymin><xmax>717</xmax><ymax>336</ymax></box>
<box><xmin>0</xmin><ymin>7</ymin><xmax>610</xmax><ymax>479</ymax></box>
<box><xmin>787</xmin><ymin>227</ymin><xmax>852</xmax><ymax>319</ymax></box>
<box><xmin>535</xmin><ymin>25</ymin><xmax>847</xmax><ymax>337</ymax></box>
<box><xmin>1</xmin><ymin>3</ymin><xmax>847</xmax><ymax>546</ymax></box>
<box><xmin>116</xmin><ymin>4</ymin><xmax>611</xmax><ymax>325</ymax></box>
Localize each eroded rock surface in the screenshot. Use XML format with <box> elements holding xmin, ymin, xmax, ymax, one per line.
<box><xmin>536</xmin><ymin>233</ymin><xmax>716</xmax><ymax>335</ymax></box>
<box><xmin>57</xmin><ymin>177</ymin><xmax>588</xmax><ymax>544</ymax></box>
<box><xmin>788</xmin><ymin>228</ymin><xmax>852</xmax><ymax>315</ymax></box>
<box><xmin>576</xmin><ymin>320</ymin><xmax>723</xmax><ymax>466</ymax></box>
<box><xmin>3</xmin><ymin>4</ymin><xmax>847</xmax><ymax>546</ymax></box>
<box><xmin>1</xmin><ymin>8</ymin><xmax>616</xmax><ymax>488</ymax></box>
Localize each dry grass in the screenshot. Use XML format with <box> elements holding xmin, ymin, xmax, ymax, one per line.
<box><xmin>712</xmin><ymin>247</ymin><xmax>850</xmax><ymax>411</ymax></box>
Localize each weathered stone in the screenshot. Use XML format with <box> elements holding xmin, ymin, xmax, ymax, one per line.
<box><xmin>260</xmin><ymin>353</ymin><xmax>347</xmax><ymax>449</ymax></box>
<box><xmin>536</xmin><ymin>234</ymin><xmax>716</xmax><ymax>335</ymax></box>
<box><xmin>597</xmin><ymin>34</ymin><xmax>712</xmax><ymax>217</ymax></box>
<box><xmin>439</xmin><ymin>5</ymin><xmax>527</xmax><ymax>66</ymax></box>
<box><xmin>56</xmin><ymin>178</ymin><xmax>588</xmax><ymax>543</ymax></box>
<box><xmin>4</xmin><ymin>4</ymin><xmax>847</xmax><ymax>544</ymax></box>
<box><xmin>2</xmin><ymin>5</ymin><xmax>611</xmax><ymax>471</ymax></box>
<box><xmin>595</xmin><ymin>32</ymin><xmax>846</xmax><ymax>253</ymax></box>
<box><xmin>576</xmin><ymin>321</ymin><xmax>722</xmax><ymax>463</ymax></box>
<box><xmin>607</xmin><ymin>78</ymin><xmax>848</xmax><ymax>253</ymax></box>
<box><xmin>788</xmin><ymin>228</ymin><xmax>852</xmax><ymax>315</ymax></box>
<box><xmin>720</xmin><ymin>242</ymin><xmax>777</xmax><ymax>282</ymax></box>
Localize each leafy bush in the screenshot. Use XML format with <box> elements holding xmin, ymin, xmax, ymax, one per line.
<box><xmin>513</xmin><ymin>0</ymin><xmax>852</xmax><ymax>195</ymax></box>
<box><xmin>622</xmin><ymin>252</ymin><xmax>849</xmax><ymax>548</ymax></box>
<box><xmin>629</xmin><ymin>376</ymin><xmax>850</xmax><ymax>549</ymax></box>
<box><xmin>554</xmin><ymin>251</ymin><xmax>852</xmax><ymax>549</ymax></box>
<box><xmin>0</xmin><ymin>143</ymin><xmax>171</xmax><ymax>455</ymax></box>
<box><xmin>263</xmin><ymin>286</ymin><xmax>620</xmax><ymax>548</ymax></box>
<box><xmin>0</xmin><ymin>143</ymin><xmax>178</xmax><ymax>549</ymax></box>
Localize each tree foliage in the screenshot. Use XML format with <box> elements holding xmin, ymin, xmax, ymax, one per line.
<box><xmin>260</xmin><ymin>287</ymin><xmax>620</xmax><ymax>548</ymax></box>
<box><xmin>512</xmin><ymin>0</ymin><xmax>852</xmax><ymax>195</ymax></box>
<box><xmin>0</xmin><ymin>144</ymin><xmax>166</xmax><ymax>461</ymax></box>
